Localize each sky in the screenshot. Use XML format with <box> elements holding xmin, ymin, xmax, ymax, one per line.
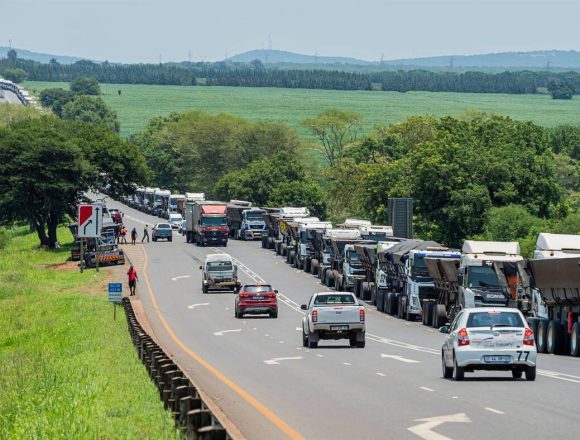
<box><xmin>2</xmin><ymin>0</ymin><xmax>579</xmax><ymax>63</ymax></box>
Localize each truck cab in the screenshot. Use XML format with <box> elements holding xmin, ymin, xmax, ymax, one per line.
<box><xmin>168</xmin><ymin>194</ymin><xmax>185</xmax><ymax>217</ymax></box>
<box><xmin>241</xmin><ymin>208</ymin><xmax>267</xmax><ymax>240</ymax></box>
<box><xmin>153</xmin><ymin>189</ymin><xmax>171</xmax><ymax>217</ymax></box>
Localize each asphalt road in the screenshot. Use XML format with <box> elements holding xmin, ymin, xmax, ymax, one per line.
<box><xmin>0</xmin><ymin>89</ymin><xmax>22</xmax><ymax>104</ymax></box>
<box><xmin>109</xmin><ymin>198</ymin><xmax>580</xmax><ymax>440</ymax></box>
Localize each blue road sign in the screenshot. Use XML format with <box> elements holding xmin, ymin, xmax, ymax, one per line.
<box><xmin>108</xmin><ymin>283</ymin><xmax>123</xmax><ymax>302</ymax></box>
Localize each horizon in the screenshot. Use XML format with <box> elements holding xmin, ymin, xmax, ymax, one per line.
<box><xmin>1</xmin><ymin>0</ymin><xmax>579</xmax><ymax>64</ymax></box>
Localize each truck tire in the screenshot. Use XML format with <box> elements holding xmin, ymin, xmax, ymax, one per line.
<box><xmin>304</xmin><ymin>257</ymin><xmax>311</xmax><ymax>273</ymax></box>
<box><xmin>571</xmin><ymin>322</ymin><xmax>580</xmax><ymax>357</ymax></box>
<box><xmin>289</xmin><ymin>250</ymin><xmax>296</xmax><ymax>265</ymax></box>
<box><xmin>537</xmin><ymin>320</ymin><xmax>549</xmax><ymax>353</ymax></box>
<box><xmin>376</xmin><ymin>289</ymin><xmax>385</xmax><ymax>312</ymax></box>
<box><xmin>281</xmin><ymin>243</ymin><xmax>288</xmax><ymax>257</ymax></box>
<box><xmin>547</xmin><ymin>320</ymin><xmax>565</xmax><ymax>354</ymax></box>
<box><xmin>275</xmin><ymin>242</ymin><xmax>281</xmax><ymax>255</ymax></box>
<box><xmin>320</xmin><ymin>269</ymin><xmax>327</xmax><ymax>285</ymax></box>
<box><xmin>387</xmin><ymin>293</ymin><xmax>397</xmax><ymax>316</ymax></box>
<box><xmin>311</xmin><ymin>259</ymin><xmax>319</xmax><ymax>276</ymax></box>
<box><xmin>432</xmin><ymin>304</ymin><xmax>446</xmax><ymax>329</ymax></box>
<box><xmin>326</xmin><ymin>270</ymin><xmax>335</xmax><ymax>288</ymax></box>
<box><xmin>362</xmin><ymin>282</ymin><xmax>371</xmax><ymax>301</ymax></box>
<box><xmin>370</xmin><ymin>283</ymin><xmax>376</xmax><ymax>305</ymax></box>
<box><xmin>308</xmin><ymin>332</ymin><xmax>318</xmax><ymax>349</ymax></box>
<box><xmin>261</xmin><ymin>237</ymin><xmax>267</xmax><ymax>248</ymax></box>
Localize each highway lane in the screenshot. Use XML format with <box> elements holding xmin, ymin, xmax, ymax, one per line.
<box><xmin>110</xmin><ymin>198</ymin><xmax>580</xmax><ymax>440</ymax></box>
<box><xmin>0</xmin><ymin>89</ymin><xmax>22</xmax><ymax>104</ymax></box>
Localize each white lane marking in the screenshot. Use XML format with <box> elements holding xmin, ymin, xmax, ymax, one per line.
<box><xmin>225</xmin><ymin>307</ymin><xmax>230</xmax><ymax>310</ymax></box>
<box><xmin>316</xmin><ymin>354</ymin><xmax>324</xmax><ymax>358</ymax></box>
<box><xmin>381</xmin><ymin>354</ymin><xmax>421</xmax><ymax>364</ymax></box>
<box><xmin>213</xmin><ymin>329</ymin><xmax>242</xmax><ymax>336</ymax></box>
<box><xmin>124</xmin><ymin>214</ymin><xmax>147</xmax><ymax>225</ymax></box>
<box><xmin>408</xmin><ymin>413</ymin><xmax>471</xmax><ymax>440</ymax></box>
<box><xmin>376</xmin><ymin>372</ymin><xmax>386</xmax><ymax>377</ymax></box>
<box><xmin>252</xmin><ymin>328</ymin><xmax>257</xmax><ymax>330</ymax></box>
<box><xmin>171</xmin><ymin>275</ymin><xmax>191</xmax><ymax>281</ymax></box>
<box><xmin>265</xmin><ymin>334</ymin><xmax>270</xmax><ymax>337</ymax></box>
<box><xmin>279</xmin><ymin>341</ymin><xmax>285</xmax><ymax>344</ymax></box>
<box><xmin>419</xmin><ymin>386</ymin><xmax>434</xmax><ymax>392</ymax></box>
<box><xmin>368</xmin><ymin>334</ymin><xmax>439</xmax><ymax>355</ymax></box>
<box><xmin>484</xmin><ymin>407</ymin><xmax>504</xmax><ymax>415</ymax></box>
<box><xmin>295</xmin><ymin>327</ymin><xmax>302</xmax><ymax>331</ymax></box>
<box><xmin>538</xmin><ymin>369</ymin><xmax>580</xmax><ymax>384</ymax></box>
<box><xmin>187</xmin><ymin>303</ymin><xmax>210</xmax><ymax>309</ymax></box>
<box><xmin>343</xmin><ymin>362</ymin><xmax>352</xmax><ymax>366</ymax></box>
<box><xmin>264</xmin><ymin>356</ymin><xmax>303</xmax><ymax>365</ymax></box>
<box><xmin>452</xmin><ymin>396</ymin><xmax>459</xmax><ymax>399</ymax></box>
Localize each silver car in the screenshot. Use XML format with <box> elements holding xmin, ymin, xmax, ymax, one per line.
<box><xmin>440</xmin><ymin>307</ymin><xmax>537</xmax><ymax>381</ymax></box>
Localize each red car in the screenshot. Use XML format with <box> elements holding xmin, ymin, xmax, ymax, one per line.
<box><xmin>109</xmin><ymin>209</ymin><xmax>123</xmax><ymax>224</ymax></box>
<box><xmin>235</xmin><ymin>284</ymin><xmax>278</xmax><ymax>319</ymax></box>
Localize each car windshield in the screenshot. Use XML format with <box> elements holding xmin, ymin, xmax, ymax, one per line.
<box><xmin>246</xmin><ymin>212</ymin><xmax>263</xmax><ymax>220</ymax></box>
<box><xmin>202</xmin><ymin>216</ymin><xmax>228</xmax><ymax>226</ymax></box>
<box><xmin>244</xmin><ymin>285</ymin><xmax>273</xmax><ymax>293</ymax></box>
<box><xmin>411</xmin><ymin>255</ymin><xmax>430</xmax><ymax>277</ymax></box>
<box><xmin>156</xmin><ymin>224</ymin><xmax>171</xmax><ymax>229</ymax></box>
<box><xmin>314</xmin><ymin>294</ymin><xmax>356</xmax><ymax>305</ymax></box>
<box><xmin>347</xmin><ymin>250</ymin><xmax>360</xmax><ymax>263</ymax></box>
<box><xmin>467</xmin><ymin>266</ymin><xmax>500</xmax><ymax>288</ymax></box>
<box><xmin>206</xmin><ymin>261</ymin><xmax>233</xmax><ymax>271</ymax></box>
<box><xmin>466</xmin><ymin>311</ymin><xmax>524</xmax><ymax>328</ymax></box>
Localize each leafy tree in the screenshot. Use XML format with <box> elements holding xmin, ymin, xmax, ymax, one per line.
<box><xmin>549</xmin><ymin>124</ymin><xmax>580</xmax><ymax>160</ymax></box>
<box><xmin>61</xmin><ymin>95</ymin><xmax>120</xmax><ymax>133</ymax></box>
<box><xmin>6</xmin><ymin>49</ymin><xmax>17</xmax><ymax>64</ymax></box>
<box><xmin>303</xmin><ymin>109</ymin><xmax>362</xmax><ymax>166</ymax></box>
<box><xmin>0</xmin><ymin>116</ymin><xmax>148</xmax><ymax>248</ymax></box>
<box><xmin>1</xmin><ymin>67</ymin><xmax>28</xmax><ymax>83</ymax></box>
<box><xmin>39</xmin><ymin>88</ymin><xmax>72</xmax><ymax>117</ymax></box>
<box><xmin>269</xmin><ymin>181</ymin><xmax>326</xmax><ymax>218</ymax></box>
<box><xmin>547</xmin><ymin>79</ymin><xmax>575</xmax><ymax>100</ymax></box>
<box><xmin>70</xmin><ymin>76</ymin><xmax>101</xmax><ymax>96</ymax></box>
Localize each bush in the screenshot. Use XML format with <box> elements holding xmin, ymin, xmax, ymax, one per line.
<box><xmin>0</xmin><ymin>228</ymin><xmax>7</xmax><ymax>250</ymax></box>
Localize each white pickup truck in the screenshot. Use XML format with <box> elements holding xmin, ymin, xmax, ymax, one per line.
<box><xmin>301</xmin><ymin>292</ymin><xmax>366</xmax><ymax>348</ymax></box>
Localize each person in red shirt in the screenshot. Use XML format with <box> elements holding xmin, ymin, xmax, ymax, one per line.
<box><xmin>127</xmin><ymin>265</ymin><xmax>138</xmax><ymax>296</ymax></box>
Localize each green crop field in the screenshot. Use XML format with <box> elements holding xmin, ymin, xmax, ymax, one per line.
<box><xmin>26</xmin><ymin>81</ymin><xmax>580</xmax><ymax>138</ymax></box>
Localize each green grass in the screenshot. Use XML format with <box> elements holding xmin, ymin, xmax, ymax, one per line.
<box><xmin>25</xmin><ymin>81</ymin><xmax>580</xmax><ymax>138</ymax></box>
<box><xmin>0</xmin><ymin>227</ymin><xmax>178</xmax><ymax>439</ymax></box>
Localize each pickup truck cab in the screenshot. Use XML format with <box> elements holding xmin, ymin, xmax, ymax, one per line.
<box><xmin>301</xmin><ymin>292</ymin><xmax>366</xmax><ymax>348</ymax></box>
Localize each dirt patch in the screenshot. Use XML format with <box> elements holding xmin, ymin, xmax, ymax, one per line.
<box><xmin>43</xmin><ymin>261</ymin><xmax>80</xmax><ymax>271</ymax></box>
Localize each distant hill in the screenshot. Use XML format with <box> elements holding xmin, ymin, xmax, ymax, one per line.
<box><xmin>0</xmin><ymin>47</ymin><xmax>89</xmax><ymax>64</ymax></box>
<box><xmin>230</xmin><ymin>49</ymin><xmax>580</xmax><ymax>69</ymax></box>
<box><xmin>228</xmin><ymin>49</ymin><xmax>374</xmax><ymax>66</ymax></box>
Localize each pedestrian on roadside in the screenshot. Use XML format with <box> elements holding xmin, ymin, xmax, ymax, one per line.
<box><xmin>127</xmin><ymin>265</ymin><xmax>138</xmax><ymax>296</ymax></box>
<box><xmin>131</xmin><ymin>227</ymin><xmax>137</xmax><ymax>245</ymax></box>
<box><xmin>142</xmin><ymin>224</ymin><xmax>150</xmax><ymax>243</ymax></box>
<box><xmin>120</xmin><ymin>225</ymin><xmax>127</xmax><ymax>244</ymax></box>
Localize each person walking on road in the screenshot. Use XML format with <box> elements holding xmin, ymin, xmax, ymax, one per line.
<box><xmin>120</xmin><ymin>225</ymin><xmax>127</xmax><ymax>244</ymax></box>
<box><xmin>127</xmin><ymin>265</ymin><xmax>138</xmax><ymax>296</ymax></box>
<box><xmin>142</xmin><ymin>225</ymin><xmax>150</xmax><ymax>243</ymax></box>
<box><xmin>131</xmin><ymin>227</ymin><xmax>137</xmax><ymax>245</ymax></box>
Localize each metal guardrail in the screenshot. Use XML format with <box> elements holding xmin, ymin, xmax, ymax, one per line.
<box><xmin>122</xmin><ymin>297</ymin><xmax>232</xmax><ymax>440</ymax></box>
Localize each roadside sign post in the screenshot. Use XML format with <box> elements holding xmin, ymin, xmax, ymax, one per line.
<box><xmin>80</xmin><ymin>238</ymin><xmax>84</xmax><ymax>273</ymax></box>
<box><xmin>108</xmin><ymin>282</ymin><xmax>123</xmax><ymax>320</ymax></box>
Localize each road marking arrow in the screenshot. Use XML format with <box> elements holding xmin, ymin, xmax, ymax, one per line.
<box><xmin>381</xmin><ymin>353</ymin><xmax>421</xmax><ymax>363</ymax></box>
<box><xmin>171</xmin><ymin>275</ymin><xmax>191</xmax><ymax>281</ymax></box>
<box><xmin>263</xmin><ymin>356</ymin><xmax>303</xmax><ymax>365</ymax></box>
<box><xmin>213</xmin><ymin>329</ymin><xmax>242</xmax><ymax>336</ymax></box>
<box><xmin>187</xmin><ymin>303</ymin><xmax>210</xmax><ymax>309</ymax></box>
<box><xmin>408</xmin><ymin>413</ymin><xmax>471</xmax><ymax>440</ymax></box>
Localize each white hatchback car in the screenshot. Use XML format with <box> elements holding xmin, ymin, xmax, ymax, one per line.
<box><xmin>441</xmin><ymin>307</ymin><xmax>537</xmax><ymax>381</ymax></box>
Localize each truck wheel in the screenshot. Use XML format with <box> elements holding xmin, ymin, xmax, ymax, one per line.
<box><xmin>281</xmin><ymin>243</ymin><xmax>288</xmax><ymax>257</ymax></box>
<box><xmin>275</xmin><ymin>242</ymin><xmax>281</xmax><ymax>255</ymax></box>
<box><xmin>261</xmin><ymin>237</ymin><xmax>267</xmax><ymax>248</ymax></box>
<box><xmin>571</xmin><ymin>322</ymin><xmax>580</xmax><ymax>357</ymax></box>
<box><xmin>268</xmin><ymin>237</ymin><xmax>275</xmax><ymax>249</ymax></box>
<box><xmin>311</xmin><ymin>259</ymin><xmax>319</xmax><ymax>276</ymax></box>
<box><xmin>537</xmin><ymin>320</ymin><xmax>549</xmax><ymax>353</ymax></box>
<box><xmin>308</xmin><ymin>332</ymin><xmax>318</xmax><ymax>349</ymax></box>
<box><xmin>525</xmin><ymin>366</ymin><xmax>536</xmax><ymax>381</ymax></box>
<box><xmin>433</xmin><ymin>304</ymin><xmax>446</xmax><ymax>329</ymax></box>
<box><xmin>362</xmin><ymin>282</ymin><xmax>371</xmax><ymax>301</ymax></box>
<box><xmin>349</xmin><ymin>334</ymin><xmax>357</xmax><ymax>347</ymax></box>
<box><xmin>547</xmin><ymin>320</ymin><xmax>564</xmax><ymax>354</ymax></box>
<box><xmin>370</xmin><ymin>283</ymin><xmax>376</xmax><ymax>305</ymax></box>
<box><xmin>326</xmin><ymin>271</ymin><xmax>335</xmax><ymax>288</ymax></box>
<box><xmin>442</xmin><ymin>353</ymin><xmax>453</xmax><ymax>379</ymax></box>
<box><xmin>452</xmin><ymin>354</ymin><xmax>465</xmax><ymax>381</ymax></box>
<box><xmin>289</xmin><ymin>250</ymin><xmax>296</xmax><ymax>265</ymax></box>
<box><xmin>304</xmin><ymin>258</ymin><xmax>311</xmax><ymax>273</ymax></box>
<box><xmin>397</xmin><ymin>295</ymin><xmax>404</xmax><ymax>319</ymax></box>
<box><xmin>320</xmin><ymin>269</ymin><xmax>327</xmax><ymax>285</ymax></box>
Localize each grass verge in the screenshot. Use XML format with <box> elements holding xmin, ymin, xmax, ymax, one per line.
<box><xmin>0</xmin><ymin>227</ymin><xmax>179</xmax><ymax>439</ymax></box>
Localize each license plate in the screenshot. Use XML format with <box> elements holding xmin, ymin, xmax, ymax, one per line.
<box><xmin>330</xmin><ymin>325</ymin><xmax>349</xmax><ymax>331</ymax></box>
<box><xmin>484</xmin><ymin>355</ymin><xmax>511</xmax><ymax>363</ymax></box>
<box><xmin>253</xmin><ymin>296</ymin><xmax>264</xmax><ymax>300</ymax></box>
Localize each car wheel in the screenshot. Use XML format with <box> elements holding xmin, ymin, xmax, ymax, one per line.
<box><xmin>302</xmin><ymin>330</ymin><xmax>308</xmax><ymax>347</ymax></box>
<box><xmin>234</xmin><ymin>308</ymin><xmax>239</xmax><ymax>318</ymax></box>
<box><xmin>270</xmin><ymin>311</ymin><xmax>278</xmax><ymax>319</ymax></box>
<box><xmin>308</xmin><ymin>332</ymin><xmax>318</xmax><ymax>349</ymax></box>
<box><xmin>356</xmin><ymin>339</ymin><xmax>365</xmax><ymax>348</ymax></box>
<box><xmin>452</xmin><ymin>354</ymin><xmax>465</xmax><ymax>381</ymax></box>
<box><xmin>202</xmin><ymin>284</ymin><xmax>208</xmax><ymax>294</ymax></box>
<box><xmin>537</xmin><ymin>320</ymin><xmax>548</xmax><ymax>353</ymax></box>
<box><xmin>525</xmin><ymin>366</ymin><xmax>536</xmax><ymax>381</ymax></box>
<box><xmin>442</xmin><ymin>353</ymin><xmax>453</xmax><ymax>379</ymax></box>
<box><xmin>571</xmin><ymin>322</ymin><xmax>580</xmax><ymax>357</ymax></box>
<box><xmin>512</xmin><ymin>369</ymin><xmax>523</xmax><ymax>379</ymax></box>
<box><xmin>547</xmin><ymin>320</ymin><xmax>564</xmax><ymax>354</ymax></box>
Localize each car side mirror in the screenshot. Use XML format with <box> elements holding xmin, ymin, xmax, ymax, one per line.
<box><xmin>274</xmin><ymin>290</ymin><xmax>279</xmax><ymax>293</ymax></box>
<box><xmin>439</xmin><ymin>325</ymin><xmax>450</xmax><ymax>334</ymax></box>
<box><xmin>199</xmin><ymin>266</ymin><xmax>203</xmax><ymax>270</ymax></box>
<box><xmin>300</xmin><ymin>304</ymin><xmax>308</xmax><ymax>310</ymax></box>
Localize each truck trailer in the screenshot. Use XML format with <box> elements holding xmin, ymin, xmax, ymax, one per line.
<box><xmin>184</xmin><ymin>201</ymin><xmax>229</xmax><ymax>246</ymax></box>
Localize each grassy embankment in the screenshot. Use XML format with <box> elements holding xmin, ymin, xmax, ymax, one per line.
<box><xmin>0</xmin><ymin>227</ymin><xmax>178</xmax><ymax>439</ymax></box>
<box><xmin>25</xmin><ymin>81</ymin><xmax>580</xmax><ymax>138</ymax></box>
